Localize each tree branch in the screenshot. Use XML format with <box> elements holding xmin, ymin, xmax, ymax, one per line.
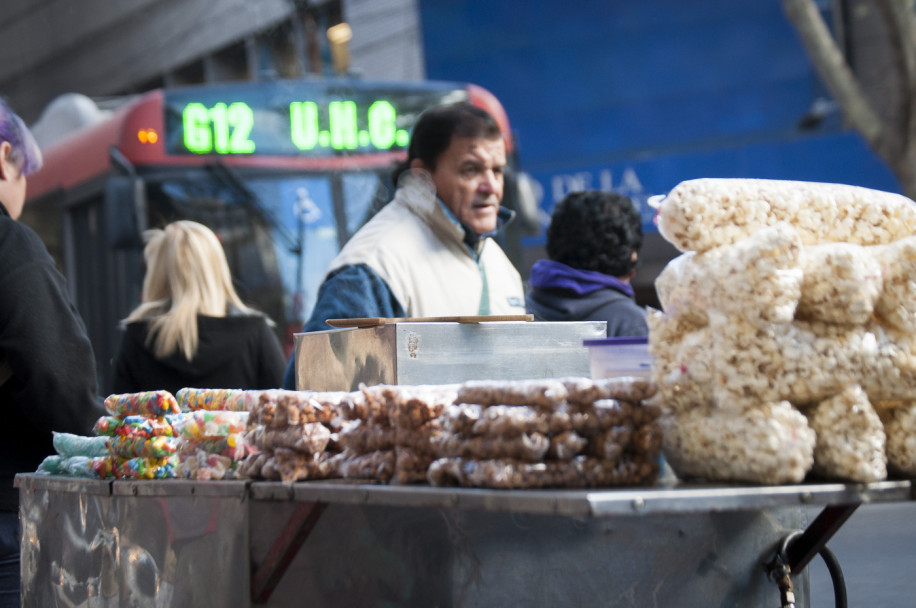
<box><xmin>782</xmin><ymin>0</ymin><xmax>891</xmax><ymax>154</ymax></box>
<box><xmin>875</xmin><ymin>0</ymin><xmax>916</xmax><ymax>149</ymax></box>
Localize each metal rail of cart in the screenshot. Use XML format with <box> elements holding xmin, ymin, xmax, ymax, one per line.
<box><xmin>15</xmin><ymin>473</ymin><xmax>914</xmax><ymax>607</ymax></box>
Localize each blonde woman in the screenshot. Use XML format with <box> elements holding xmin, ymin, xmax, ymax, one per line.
<box><xmin>112</xmin><ymin>221</ymin><xmax>285</xmax><ymax>394</ymax></box>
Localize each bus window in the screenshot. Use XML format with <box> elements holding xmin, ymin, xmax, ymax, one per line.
<box><xmin>145</xmin><ymin>177</ymin><xmax>286</xmax><ymax>341</ymax></box>
<box><xmin>243</xmin><ymin>175</ymin><xmax>337</xmax><ymax>331</ymax></box>
<box><xmin>342</xmin><ymin>172</ymin><xmax>393</xmax><ymax>238</ymax></box>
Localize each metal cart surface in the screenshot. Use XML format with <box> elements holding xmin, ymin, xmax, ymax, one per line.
<box><xmin>16</xmin><ymin>474</ymin><xmax>914</xmax><ymax>607</ymax></box>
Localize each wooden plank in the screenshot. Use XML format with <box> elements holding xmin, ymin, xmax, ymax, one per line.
<box><xmin>325</xmin><ymin>314</ymin><xmax>534</xmax><ymax>327</ymax></box>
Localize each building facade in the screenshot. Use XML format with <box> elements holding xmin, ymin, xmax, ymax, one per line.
<box><xmin>1</xmin><ymin>0</ymin><xmax>424</xmax><ymax>123</ymax></box>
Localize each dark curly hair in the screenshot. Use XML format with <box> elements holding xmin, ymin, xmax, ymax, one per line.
<box><xmin>546</xmin><ymin>190</ymin><xmax>643</xmax><ymax>277</ymax></box>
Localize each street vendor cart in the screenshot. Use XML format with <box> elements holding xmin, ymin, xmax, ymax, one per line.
<box><xmin>18</xmin><ymin>314</ymin><xmax>916</xmax><ymax>607</ymax></box>
<box><xmin>15</xmin><ymin>473</ymin><xmax>914</xmax><ymax>606</ymax></box>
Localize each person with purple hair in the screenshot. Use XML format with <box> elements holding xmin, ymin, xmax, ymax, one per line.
<box><xmin>526</xmin><ymin>190</ymin><xmax>648</xmax><ymax>337</ymax></box>
<box><xmin>0</xmin><ymin>98</ymin><xmax>103</xmax><ymax>606</ymax></box>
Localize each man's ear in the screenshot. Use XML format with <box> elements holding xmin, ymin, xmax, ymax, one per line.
<box><xmin>0</xmin><ymin>142</ymin><xmax>12</xmax><ymax>181</ymax></box>
<box><xmin>409</xmin><ymin>158</ymin><xmax>424</xmax><ymax>170</ymax></box>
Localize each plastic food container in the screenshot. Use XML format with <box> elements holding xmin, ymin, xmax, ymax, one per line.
<box><xmin>583</xmin><ymin>337</ymin><xmax>653</xmax><ymax>379</ymax></box>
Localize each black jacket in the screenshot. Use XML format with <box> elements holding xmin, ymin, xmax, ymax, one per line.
<box><xmin>0</xmin><ymin>202</ymin><xmax>104</xmax><ymax>510</ymax></box>
<box><xmin>113</xmin><ymin>314</ymin><xmax>286</xmax><ymax>395</ymax></box>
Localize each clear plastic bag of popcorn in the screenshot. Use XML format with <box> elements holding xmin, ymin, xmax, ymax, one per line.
<box><xmin>708</xmin><ymin>315</ymin><xmax>916</xmax><ymax>408</ymax></box>
<box><xmin>659</xmin><ymin>401</ymin><xmax>815</xmax><ymax>485</ymax></box>
<box><xmin>651</xmin><ymin>305</ymin><xmax>916</xmax><ymax>413</ymax></box>
<box><xmin>875</xmin><ymin>236</ymin><xmax>916</xmax><ymax>333</ymax></box>
<box><xmin>656</xmin><ymin>223</ymin><xmax>803</xmax><ymax>326</ymax></box>
<box><xmin>875</xmin><ymin>401</ymin><xmax>916</xmax><ymax>477</ymax></box>
<box><xmin>802</xmin><ymin>385</ymin><xmax>886</xmax><ymax>483</ymax></box>
<box><xmin>796</xmin><ymin>242</ymin><xmax>883</xmax><ymax>326</ymax></box>
<box><xmin>656</xmin><ymin>178</ymin><xmax>916</xmax><ymax>253</ymax></box>
<box><xmin>654</xmin><ymin>252</ymin><xmax>709</xmax><ymax>327</ymax></box>
<box><xmin>646</xmin><ymin>307</ymin><xmax>705</xmax><ymax>367</ymax></box>
<box><xmin>710</xmin><ymin>315</ymin><xmax>869</xmax><ymax>409</ymax></box>
<box><xmin>859</xmin><ymin>323</ymin><xmax>916</xmax><ymax>402</ymax></box>
<box><xmin>648</xmin><ymin>313</ymin><xmax>715</xmax><ymax>413</ymax></box>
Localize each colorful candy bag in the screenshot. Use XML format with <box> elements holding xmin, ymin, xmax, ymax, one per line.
<box><xmin>174</xmin><ymin>433</ymin><xmax>254</xmax><ymax>480</ymax></box>
<box><xmin>168</xmin><ymin>411</ymin><xmax>249</xmax><ymax>439</ymax></box>
<box><xmin>93</xmin><ymin>415</ymin><xmax>174</xmax><ymax>439</ymax></box>
<box><xmin>105</xmin><ymin>456</ymin><xmax>178</xmax><ymax>480</ymax></box>
<box><xmin>92</xmin><ymin>416</ymin><xmax>121</xmax><ymax>436</ymax></box>
<box><xmin>176</xmin><ymin>388</ymin><xmax>261</xmax><ymax>412</ymax></box>
<box><xmin>91</xmin><ymin>457</ymin><xmax>115</xmax><ymax>479</ymax></box>
<box><xmin>181</xmin><ymin>436</ymin><xmax>249</xmax><ymax>460</ymax></box>
<box><xmin>117</xmin><ymin>415</ymin><xmax>174</xmax><ymax>439</ymax></box>
<box><xmin>176</xmin><ymin>451</ymin><xmax>238</xmax><ymax>480</ymax></box>
<box><xmin>104</xmin><ymin>391</ymin><xmax>180</xmax><ymax>417</ymax></box>
<box><xmin>108</xmin><ymin>436</ymin><xmax>181</xmax><ymax>459</ymax></box>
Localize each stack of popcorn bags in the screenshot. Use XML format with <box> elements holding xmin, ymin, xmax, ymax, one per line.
<box><xmin>650</xmin><ymin>178</ymin><xmax>916</xmax><ymax>484</ymax></box>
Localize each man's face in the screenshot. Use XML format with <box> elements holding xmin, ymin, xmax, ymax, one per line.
<box><xmin>422</xmin><ymin>135</ymin><xmax>506</xmax><ymax>235</ymax></box>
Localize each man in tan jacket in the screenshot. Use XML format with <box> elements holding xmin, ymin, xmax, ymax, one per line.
<box><xmin>281</xmin><ymin>102</ymin><xmax>525</xmax><ymax>388</ymax></box>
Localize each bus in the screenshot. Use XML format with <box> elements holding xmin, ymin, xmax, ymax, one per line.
<box><xmin>23</xmin><ymin>78</ymin><xmax>527</xmax><ymax>394</ymax></box>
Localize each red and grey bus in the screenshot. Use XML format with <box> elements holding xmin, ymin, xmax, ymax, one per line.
<box><xmin>23</xmin><ymin>78</ymin><xmax>527</xmax><ymax>393</ymax></box>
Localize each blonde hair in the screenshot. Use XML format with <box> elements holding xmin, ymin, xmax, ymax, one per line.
<box><xmin>124</xmin><ymin>220</ymin><xmax>259</xmax><ymax>361</ymax></box>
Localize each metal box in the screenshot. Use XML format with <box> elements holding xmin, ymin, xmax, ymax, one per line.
<box><xmin>293</xmin><ymin>321</ymin><xmax>606</xmax><ymax>391</ymax></box>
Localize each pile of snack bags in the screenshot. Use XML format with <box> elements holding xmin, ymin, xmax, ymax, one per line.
<box><xmin>37</xmin><ymin>389</ymin><xmax>253</xmax><ymax>480</ymax></box>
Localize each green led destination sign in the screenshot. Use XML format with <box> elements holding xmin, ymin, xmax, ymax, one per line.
<box><xmin>164</xmin><ymin>82</ymin><xmax>470</xmax><ymax>157</ymax></box>
<box><xmin>180</xmin><ymin>100</ymin><xmax>409</xmax><ymax>154</ymax></box>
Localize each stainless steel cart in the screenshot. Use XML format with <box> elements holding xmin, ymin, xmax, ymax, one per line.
<box><xmin>16</xmin><ymin>474</ymin><xmax>913</xmax><ymax>607</ymax></box>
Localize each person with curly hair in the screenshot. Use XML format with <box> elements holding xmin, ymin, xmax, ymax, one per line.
<box><xmin>526</xmin><ymin>190</ymin><xmax>648</xmax><ymax>336</ymax></box>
